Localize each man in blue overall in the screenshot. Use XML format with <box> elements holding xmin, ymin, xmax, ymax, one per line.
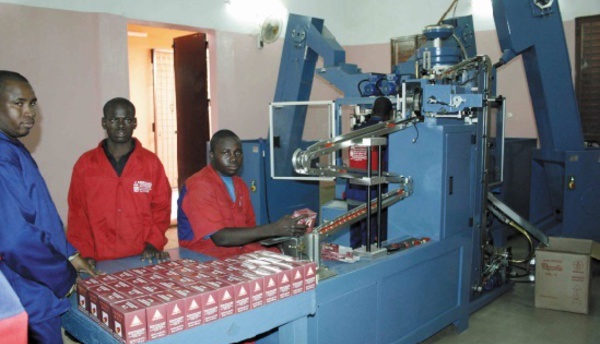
<box><xmin>0</xmin><ymin>71</ymin><xmax>96</xmax><ymax>343</ymax></box>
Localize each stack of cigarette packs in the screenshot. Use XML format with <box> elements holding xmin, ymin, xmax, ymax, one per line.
<box><xmin>76</xmin><ymin>250</ymin><xmax>317</xmax><ymax>343</ymax></box>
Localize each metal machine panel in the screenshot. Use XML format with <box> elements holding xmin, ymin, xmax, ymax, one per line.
<box><xmin>239</xmin><ymin>139</ymin><xmax>320</xmax><ymax>225</ymax></box>
<box><xmin>563</xmin><ymin>150</ymin><xmax>600</xmax><ymax>241</ymax></box>
<box><xmin>238</xmin><ymin>140</ymin><xmax>267</xmax><ymax>224</ymax></box>
<box><xmin>306</xmin><ymin>231</ymin><xmax>472</xmax><ymax>344</ymax></box>
<box><xmin>387</xmin><ymin>118</ymin><xmax>476</xmax><ymax>241</ymax></box>
<box><xmin>378</xmin><ymin>247</ymin><xmax>462</xmax><ymax>343</ymax></box>
<box><xmin>443</xmin><ymin>131</ymin><xmax>476</xmax><ymax>238</ymax></box>
<box><xmin>314</xmin><ymin>283</ymin><xmax>378</xmax><ymax>344</ymax></box>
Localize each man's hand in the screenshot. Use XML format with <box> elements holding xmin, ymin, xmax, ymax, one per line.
<box><xmin>141</xmin><ymin>243</ymin><xmax>170</xmax><ymax>264</ymax></box>
<box><xmin>84</xmin><ymin>257</ymin><xmax>96</xmax><ymax>270</ymax></box>
<box><xmin>275</xmin><ymin>215</ymin><xmax>308</xmax><ymax>237</ymax></box>
<box><xmin>70</xmin><ymin>255</ymin><xmax>99</xmax><ymax>277</ymax></box>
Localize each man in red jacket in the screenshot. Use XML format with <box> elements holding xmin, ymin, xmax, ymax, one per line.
<box><xmin>67</xmin><ymin>97</ymin><xmax>172</xmax><ymax>267</ymax></box>
<box><xmin>178</xmin><ymin>129</ymin><xmax>306</xmax><ymax>259</ymax></box>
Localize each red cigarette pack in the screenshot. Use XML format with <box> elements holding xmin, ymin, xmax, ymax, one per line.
<box><xmin>197</xmin><ymin>278</ymin><xmax>235</xmax><ymax>319</ymax></box>
<box><xmin>112</xmin><ymin>270</ymin><xmax>137</xmax><ymax>281</ymax></box>
<box><xmin>98</xmin><ymin>290</ymin><xmax>127</xmax><ymax>331</ymax></box>
<box><xmin>112</xmin><ymin>299</ymin><xmax>147</xmax><ymax>344</ymax></box>
<box><xmin>134</xmin><ymin>295</ymin><xmax>167</xmax><ymax>340</ymax></box>
<box><xmin>88</xmin><ymin>284</ymin><xmax>116</xmax><ymax>321</ymax></box>
<box><xmin>217</xmin><ymin>275</ymin><xmax>251</xmax><ymax>314</ymax></box>
<box><xmin>171</xmin><ymin>287</ymin><xmax>203</xmax><ymax>329</ymax></box>
<box><xmin>186</xmin><ymin>282</ymin><xmax>219</xmax><ymax>324</ymax></box>
<box><xmin>76</xmin><ymin>277</ymin><xmax>102</xmax><ymax>314</ymax></box>
<box><xmin>153</xmin><ymin>291</ymin><xmax>186</xmax><ymax>335</ymax></box>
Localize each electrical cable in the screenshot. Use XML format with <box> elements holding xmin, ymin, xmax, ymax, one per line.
<box><xmin>260</xmin><ymin>138</ymin><xmax>273</xmax><ymax>223</ymax></box>
<box><xmin>411</xmin><ymin>122</ymin><xmax>419</xmax><ymax>143</ymax></box>
<box><xmin>437</xmin><ymin>0</ymin><xmax>460</xmax><ymax>25</ymax></box>
<box><xmin>487</xmin><ymin>203</ymin><xmax>534</xmax><ymax>264</ymax></box>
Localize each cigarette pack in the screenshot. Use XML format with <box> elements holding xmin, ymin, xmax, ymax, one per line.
<box><xmin>134</xmin><ymin>295</ymin><xmax>167</xmax><ymax>340</ymax></box>
<box><xmin>112</xmin><ymin>300</ymin><xmax>147</xmax><ymax>344</ymax></box>
<box><xmin>197</xmin><ymin>278</ymin><xmax>235</xmax><ymax>318</ymax></box>
<box><xmin>171</xmin><ymin>287</ymin><xmax>203</xmax><ymax>329</ymax></box>
<box><xmin>98</xmin><ymin>290</ymin><xmax>127</xmax><ymax>331</ymax></box>
<box><xmin>153</xmin><ymin>291</ymin><xmax>186</xmax><ymax>335</ymax></box>
<box><xmin>187</xmin><ymin>282</ymin><xmax>219</xmax><ymax>324</ymax></box>
<box><xmin>76</xmin><ymin>277</ymin><xmax>102</xmax><ymax>314</ymax></box>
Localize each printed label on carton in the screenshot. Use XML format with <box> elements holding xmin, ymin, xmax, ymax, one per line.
<box><xmin>88</xmin><ymin>284</ymin><xmax>116</xmax><ymax>321</ymax></box>
<box><xmin>217</xmin><ymin>275</ymin><xmax>250</xmax><ymax>314</ymax></box>
<box><xmin>134</xmin><ymin>295</ymin><xmax>167</xmax><ymax>340</ymax></box>
<box><xmin>112</xmin><ymin>300</ymin><xmax>147</xmax><ymax>344</ymax></box>
<box><xmin>172</xmin><ymin>287</ymin><xmax>203</xmax><ymax>328</ymax></box>
<box><xmin>153</xmin><ymin>291</ymin><xmax>186</xmax><ymax>334</ymax></box>
<box><xmin>76</xmin><ymin>277</ymin><xmax>101</xmax><ymax>313</ymax></box>
<box><xmin>98</xmin><ymin>291</ymin><xmax>126</xmax><ymax>331</ymax></box>
<box><xmin>187</xmin><ymin>282</ymin><xmax>219</xmax><ymax>324</ymax></box>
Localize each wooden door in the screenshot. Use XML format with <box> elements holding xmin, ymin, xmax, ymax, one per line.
<box><xmin>174</xmin><ymin>33</ymin><xmax>210</xmax><ymax>189</ymax></box>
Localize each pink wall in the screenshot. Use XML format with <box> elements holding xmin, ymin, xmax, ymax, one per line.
<box><xmin>0</xmin><ymin>4</ymin><xmax>129</xmax><ymax>220</ymax></box>
<box><xmin>211</xmin><ymin>32</ymin><xmax>285</xmax><ymax>139</ymax></box>
<box><xmin>0</xmin><ymin>2</ymin><xmax>580</xmax><ymax>222</ymax></box>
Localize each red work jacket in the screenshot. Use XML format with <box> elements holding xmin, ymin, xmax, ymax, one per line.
<box><xmin>67</xmin><ymin>139</ymin><xmax>171</xmax><ymax>261</ymax></box>
<box><xmin>179</xmin><ymin>165</ymin><xmax>265</xmax><ymax>259</ymax></box>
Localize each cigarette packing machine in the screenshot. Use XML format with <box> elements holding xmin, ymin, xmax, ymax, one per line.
<box><xmin>236</xmin><ymin>0</ymin><xmax>600</xmax><ymax>342</ymax></box>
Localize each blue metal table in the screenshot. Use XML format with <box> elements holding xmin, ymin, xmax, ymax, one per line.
<box><xmin>61</xmin><ymin>248</ymin><xmax>316</xmax><ymax>344</ymax></box>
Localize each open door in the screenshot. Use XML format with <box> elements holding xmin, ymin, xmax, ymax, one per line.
<box><xmin>174</xmin><ymin>33</ymin><xmax>210</xmax><ymax>189</ymax></box>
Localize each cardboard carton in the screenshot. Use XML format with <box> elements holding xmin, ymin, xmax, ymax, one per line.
<box><xmin>153</xmin><ymin>291</ymin><xmax>186</xmax><ymax>335</ymax></box>
<box><xmin>535</xmin><ymin>237</ymin><xmax>600</xmax><ymax>314</ymax></box>
<box><xmin>98</xmin><ymin>290</ymin><xmax>127</xmax><ymax>331</ymax></box>
<box><xmin>134</xmin><ymin>295</ymin><xmax>167</xmax><ymax>340</ymax></box>
<box><xmin>76</xmin><ymin>277</ymin><xmax>102</xmax><ymax>314</ymax></box>
<box><xmin>171</xmin><ymin>287</ymin><xmax>203</xmax><ymax>329</ymax></box>
<box><xmin>187</xmin><ymin>282</ymin><xmax>219</xmax><ymax>324</ymax></box>
<box><xmin>112</xmin><ymin>300</ymin><xmax>147</xmax><ymax>344</ymax></box>
<box><xmin>88</xmin><ymin>284</ymin><xmax>117</xmax><ymax>321</ymax></box>
<box><xmin>198</xmin><ymin>278</ymin><xmax>235</xmax><ymax>318</ymax></box>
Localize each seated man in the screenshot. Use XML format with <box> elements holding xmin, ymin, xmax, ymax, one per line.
<box><xmin>67</xmin><ymin>97</ymin><xmax>172</xmax><ymax>267</ymax></box>
<box><xmin>178</xmin><ymin>129</ymin><xmax>306</xmax><ymax>259</ymax></box>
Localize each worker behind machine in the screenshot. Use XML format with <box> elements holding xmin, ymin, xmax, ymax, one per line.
<box><xmin>177</xmin><ymin>129</ymin><xmax>307</xmax><ymax>259</ymax></box>
<box><xmin>346</xmin><ymin>96</ymin><xmax>393</xmax><ymax>249</ymax></box>
<box><xmin>67</xmin><ymin>97</ymin><xmax>172</xmax><ymax>268</ymax></box>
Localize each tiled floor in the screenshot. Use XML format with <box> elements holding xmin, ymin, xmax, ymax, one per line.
<box><xmin>421</xmin><ymin>237</ymin><xmax>600</xmax><ymax>344</ymax></box>
<box><xmin>421</xmin><ymin>269</ymin><xmax>599</xmax><ymax>344</ymax></box>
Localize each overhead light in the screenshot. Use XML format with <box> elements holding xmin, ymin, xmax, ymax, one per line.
<box><xmin>226</xmin><ymin>0</ymin><xmax>287</xmax><ymax>26</ymax></box>
<box><xmin>127</xmin><ymin>31</ymin><xmax>148</xmax><ymax>38</ymax></box>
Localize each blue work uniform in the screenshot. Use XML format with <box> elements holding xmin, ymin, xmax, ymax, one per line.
<box><xmin>0</xmin><ymin>131</ymin><xmax>78</xmax><ymax>343</ymax></box>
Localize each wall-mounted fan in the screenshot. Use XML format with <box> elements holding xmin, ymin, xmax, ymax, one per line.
<box><xmin>258</xmin><ymin>15</ymin><xmax>283</xmax><ymax>48</ymax></box>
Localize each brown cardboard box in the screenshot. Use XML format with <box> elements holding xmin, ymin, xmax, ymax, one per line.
<box><xmin>535</xmin><ymin>237</ymin><xmax>600</xmax><ymax>314</ymax></box>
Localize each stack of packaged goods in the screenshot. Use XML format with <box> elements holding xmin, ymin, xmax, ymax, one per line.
<box><xmin>76</xmin><ymin>251</ymin><xmax>317</xmax><ymax>343</ymax></box>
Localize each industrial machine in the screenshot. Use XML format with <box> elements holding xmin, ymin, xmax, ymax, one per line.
<box><xmin>242</xmin><ymin>0</ymin><xmax>599</xmax><ymax>343</ymax></box>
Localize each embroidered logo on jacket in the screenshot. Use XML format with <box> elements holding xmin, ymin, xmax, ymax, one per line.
<box><xmin>133</xmin><ymin>181</ymin><xmax>153</xmax><ymax>193</ymax></box>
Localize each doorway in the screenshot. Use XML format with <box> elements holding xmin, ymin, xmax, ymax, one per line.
<box><xmin>127</xmin><ymin>24</ymin><xmax>211</xmax><ymax>223</ymax></box>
